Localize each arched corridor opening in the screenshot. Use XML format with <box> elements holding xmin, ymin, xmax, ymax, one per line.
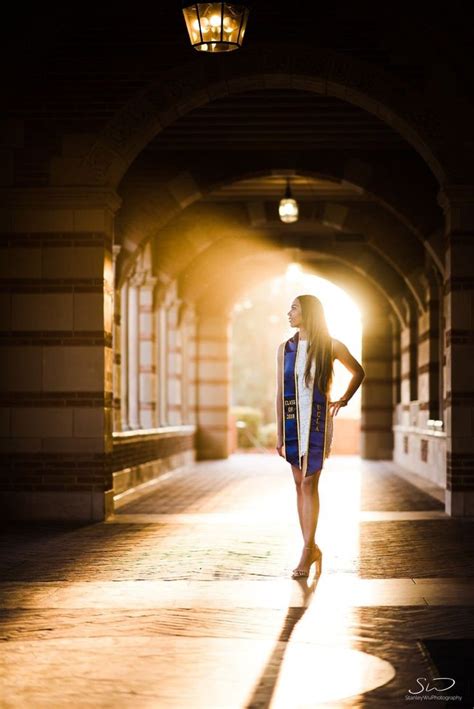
<box><xmin>1</xmin><ymin>33</ymin><xmax>472</xmax><ymax>522</ymax></box>
<box><xmin>231</xmin><ymin>266</ymin><xmax>362</xmax><ymax>456</ymax></box>
<box><xmin>2</xmin><ymin>8</ymin><xmax>474</xmax><ymax>707</ymax></box>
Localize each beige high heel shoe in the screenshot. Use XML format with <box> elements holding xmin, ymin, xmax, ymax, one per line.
<box><xmin>291</xmin><ymin>543</ymin><xmax>323</xmax><ymax>578</ymax></box>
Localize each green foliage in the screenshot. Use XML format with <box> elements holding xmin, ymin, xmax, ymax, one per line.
<box><xmin>231</xmin><ymin>406</ymin><xmax>262</xmax><ymax>448</ymax></box>
<box><xmin>259</xmin><ymin>422</ymin><xmax>277</xmax><ymax>447</ymax></box>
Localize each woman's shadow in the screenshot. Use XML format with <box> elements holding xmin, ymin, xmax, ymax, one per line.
<box><xmin>244</xmin><ymin>572</ymin><xmax>321</xmax><ymax>708</ymax></box>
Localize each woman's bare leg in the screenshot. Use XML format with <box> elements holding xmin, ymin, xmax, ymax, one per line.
<box><xmin>291</xmin><ymin>463</ymin><xmax>304</xmax><ymax>539</ymax></box>
<box><xmin>291</xmin><ymin>454</ymin><xmax>322</xmax><ymax>572</ymax></box>
<box><xmin>301</xmin><ymin>462</ymin><xmax>322</xmax><ymax>547</ymax></box>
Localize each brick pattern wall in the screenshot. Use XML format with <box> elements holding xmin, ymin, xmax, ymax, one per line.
<box><xmin>360</xmin><ymin>310</ymin><xmax>393</xmax><ymax>459</ymax></box>
<box><xmin>438</xmin><ymin>187</ymin><xmax>474</xmax><ymax>514</ymax></box>
<box><xmin>196</xmin><ymin>314</ymin><xmax>231</xmax><ymax>459</ymax></box>
<box><xmin>112</xmin><ymin>431</ymin><xmax>195</xmax><ymax>473</ymax></box>
<box><xmin>0</xmin><ymin>191</ymin><xmax>120</xmax><ymax>518</ymax></box>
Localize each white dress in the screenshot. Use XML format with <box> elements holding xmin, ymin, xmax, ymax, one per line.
<box><xmin>295</xmin><ymin>339</ymin><xmax>315</xmax><ymax>458</ymax></box>
<box><xmin>295</xmin><ymin>339</ymin><xmax>333</xmax><ymax>472</ymax></box>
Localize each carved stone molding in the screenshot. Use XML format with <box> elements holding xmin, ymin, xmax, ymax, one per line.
<box><xmin>140</xmin><ymin>276</ymin><xmax>158</xmax><ymax>290</ymax></box>
<box><xmin>129</xmin><ymin>270</ymin><xmax>148</xmax><ymax>289</ymax></box>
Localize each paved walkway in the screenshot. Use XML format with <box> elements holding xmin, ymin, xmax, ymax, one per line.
<box><xmin>1</xmin><ymin>454</ymin><xmax>474</xmax><ymax>707</ymax></box>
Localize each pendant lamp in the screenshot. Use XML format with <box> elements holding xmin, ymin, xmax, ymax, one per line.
<box><xmin>182</xmin><ymin>2</ymin><xmax>250</xmax><ymax>52</ymax></box>
<box><xmin>279</xmin><ymin>178</ymin><xmax>299</xmax><ymax>224</ymax></box>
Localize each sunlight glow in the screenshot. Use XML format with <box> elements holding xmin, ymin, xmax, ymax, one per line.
<box><xmin>284</xmin><ymin>262</ymin><xmax>302</xmax><ymax>282</ymax></box>
<box><xmin>279</xmin><ymin>269</ymin><xmax>361</xmax><ymax>415</ymax></box>
<box><xmin>233</xmin><ymin>267</ymin><xmax>362</xmax><ymax>420</ymax></box>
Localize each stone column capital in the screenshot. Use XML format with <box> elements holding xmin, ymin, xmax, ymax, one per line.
<box><xmin>140</xmin><ymin>276</ymin><xmax>159</xmax><ymax>291</ymax></box>
<box><xmin>129</xmin><ymin>270</ymin><xmax>147</xmax><ymax>288</ymax></box>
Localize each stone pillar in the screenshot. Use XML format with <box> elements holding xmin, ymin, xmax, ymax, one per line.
<box><xmin>156</xmin><ymin>299</ymin><xmax>168</xmax><ymax>426</ymax></box>
<box><xmin>196</xmin><ymin>312</ymin><xmax>231</xmax><ymax>459</ymax></box>
<box><xmin>119</xmin><ymin>282</ymin><xmax>129</xmax><ymax>430</ymax></box>
<box><xmin>127</xmin><ymin>279</ymin><xmax>140</xmax><ymax>429</ymax></box>
<box><xmin>138</xmin><ymin>277</ymin><xmax>157</xmax><ymax>429</ymax></box>
<box><xmin>400</xmin><ymin>301</ymin><xmax>419</xmax><ymax>431</ymax></box>
<box><xmin>408</xmin><ymin>304</ymin><xmax>419</xmax><ymax>402</ymax></box>
<box><xmin>112</xmin><ymin>245</ymin><xmax>122</xmax><ymax>432</ymax></box>
<box><xmin>438</xmin><ymin>185</ymin><xmax>474</xmax><ymax>516</ymax></box>
<box><xmin>418</xmin><ymin>273</ymin><xmax>441</xmax><ymax>425</ymax></box>
<box><xmin>389</xmin><ymin>312</ymin><xmax>401</xmax><ymax>414</ymax></box>
<box><xmin>188</xmin><ymin>310</ymin><xmax>198</xmax><ymax>426</ymax></box>
<box><xmin>360</xmin><ymin>307</ymin><xmax>393</xmax><ymax>459</ymax></box>
<box><xmin>167</xmin><ymin>290</ymin><xmax>183</xmax><ymax>427</ymax></box>
<box><xmin>0</xmin><ymin>187</ymin><xmax>121</xmax><ymax>521</ymax></box>
<box><xmin>181</xmin><ymin>304</ymin><xmax>197</xmax><ymax>425</ymax></box>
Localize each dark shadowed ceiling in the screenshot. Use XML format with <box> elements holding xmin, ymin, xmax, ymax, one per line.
<box><xmin>2</xmin><ymin>0</ymin><xmax>471</xmax><ymax>319</ymax></box>
<box><xmin>144</xmin><ymin>90</ymin><xmax>408</xmax><ymax>152</ymax></box>
<box><xmin>2</xmin><ymin>2</ymin><xmax>473</xmax><ymax>123</ymax></box>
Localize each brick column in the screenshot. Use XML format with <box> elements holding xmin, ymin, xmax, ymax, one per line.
<box><xmin>360</xmin><ymin>307</ymin><xmax>393</xmax><ymax>459</ymax></box>
<box><xmin>112</xmin><ymin>245</ymin><xmax>122</xmax><ymax>432</ymax></box>
<box><xmin>389</xmin><ymin>312</ymin><xmax>401</xmax><ymax>415</ymax></box>
<box><xmin>167</xmin><ymin>292</ymin><xmax>183</xmax><ymax>427</ymax></box>
<box><xmin>119</xmin><ymin>282</ymin><xmax>129</xmax><ymax>430</ymax></box>
<box><xmin>186</xmin><ymin>308</ymin><xmax>198</xmax><ymax>424</ymax></box>
<box><xmin>127</xmin><ymin>279</ymin><xmax>140</xmax><ymax>429</ymax></box>
<box><xmin>0</xmin><ymin>187</ymin><xmax>121</xmax><ymax>521</ymax></box>
<box><xmin>178</xmin><ymin>301</ymin><xmax>195</xmax><ymax>425</ymax></box>
<box><xmin>156</xmin><ymin>298</ymin><xmax>168</xmax><ymax>426</ymax></box>
<box><xmin>418</xmin><ymin>275</ymin><xmax>441</xmax><ymax>425</ymax></box>
<box><xmin>400</xmin><ymin>301</ymin><xmax>419</xmax><ymax>430</ymax></box>
<box><xmin>138</xmin><ymin>277</ymin><xmax>157</xmax><ymax>429</ymax></box>
<box><xmin>407</xmin><ymin>304</ymin><xmax>419</xmax><ymax>402</ymax></box>
<box><xmin>438</xmin><ymin>185</ymin><xmax>474</xmax><ymax>515</ymax></box>
<box><xmin>196</xmin><ymin>313</ymin><xmax>231</xmax><ymax>459</ymax></box>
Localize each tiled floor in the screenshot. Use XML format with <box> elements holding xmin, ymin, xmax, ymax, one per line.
<box><xmin>1</xmin><ymin>454</ymin><xmax>474</xmax><ymax>707</ymax></box>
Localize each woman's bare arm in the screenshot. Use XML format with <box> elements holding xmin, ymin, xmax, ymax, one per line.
<box><xmin>330</xmin><ymin>338</ymin><xmax>365</xmax><ymax>415</ymax></box>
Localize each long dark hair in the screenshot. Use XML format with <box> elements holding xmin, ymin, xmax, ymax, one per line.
<box><xmin>297</xmin><ymin>294</ymin><xmax>334</xmax><ymax>395</ymax></box>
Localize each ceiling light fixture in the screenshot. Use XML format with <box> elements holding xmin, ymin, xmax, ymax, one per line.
<box><xmin>279</xmin><ymin>178</ymin><xmax>299</xmax><ymax>224</ymax></box>
<box><xmin>182</xmin><ymin>2</ymin><xmax>250</xmax><ymax>53</ymax></box>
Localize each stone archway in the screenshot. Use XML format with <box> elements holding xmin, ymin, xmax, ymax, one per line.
<box><xmin>4</xmin><ymin>39</ymin><xmax>471</xmax><ymax>521</ymax></box>
<box><xmin>50</xmin><ymin>44</ymin><xmax>452</xmax><ymax>189</ymax></box>
<box><xmin>115</xmin><ymin>161</ymin><xmax>442</xmax><ymax>282</ymax></box>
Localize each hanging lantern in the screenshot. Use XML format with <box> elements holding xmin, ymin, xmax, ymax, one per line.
<box><xmin>279</xmin><ymin>178</ymin><xmax>299</xmax><ymax>223</ymax></box>
<box><xmin>182</xmin><ymin>2</ymin><xmax>250</xmax><ymax>53</ymax></box>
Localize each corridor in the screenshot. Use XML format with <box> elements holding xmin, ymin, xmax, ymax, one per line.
<box><xmin>2</xmin><ymin>453</ymin><xmax>473</xmax><ymax>707</ymax></box>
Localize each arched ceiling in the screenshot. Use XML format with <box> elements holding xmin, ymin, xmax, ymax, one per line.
<box><xmin>1</xmin><ymin>4</ymin><xmax>469</xmax><ymax>332</ymax></box>
<box><xmin>117</xmin><ymin>152</ymin><xmax>441</xmax><ymax>259</ymax></box>
<box><xmin>179</xmin><ymin>243</ymin><xmax>404</xmax><ymax>323</ymax></box>
<box><xmin>144</xmin><ymin>90</ymin><xmax>408</xmax><ymax>152</ymax></box>
<box><xmin>138</xmin><ymin>198</ymin><xmax>425</xmax><ymax>324</ymax></box>
<box><xmin>114</xmin><ymin>88</ymin><xmax>444</xmax><ymax>295</ymax></box>
<box><xmin>223</xmin><ymin>254</ymin><xmax>392</xmax><ymax>318</ymax></box>
<box><xmin>111</xmin><ymin>83</ymin><xmax>444</xmax><ymax>330</ymax></box>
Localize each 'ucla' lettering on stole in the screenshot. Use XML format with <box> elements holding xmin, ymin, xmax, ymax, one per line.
<box><xmin>315</xmin><ymin>403</ymin><xmax>321</xmax><ymax>431</ymax></box>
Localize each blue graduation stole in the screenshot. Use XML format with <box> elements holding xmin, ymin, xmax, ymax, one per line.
<box><xmin>282</xmin><ymin>331</ymin><xmax>329</xmax><ymax>474</ymax></box>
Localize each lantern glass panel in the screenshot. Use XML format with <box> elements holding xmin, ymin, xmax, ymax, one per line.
<box><xmin>182</xmin><ymin>5</ymin><xmax>201</xmax><ymax>45</ymax></box>
<box><xmin>222</xmin><ymin>4</ymin><xmax>248</xmax><ymax>44</ymax></box>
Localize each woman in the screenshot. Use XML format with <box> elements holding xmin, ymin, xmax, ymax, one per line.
<box><xmin>276</xmin><ymin>295</ymin><xmax>365</xmax><ymax>579</ymax></box>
